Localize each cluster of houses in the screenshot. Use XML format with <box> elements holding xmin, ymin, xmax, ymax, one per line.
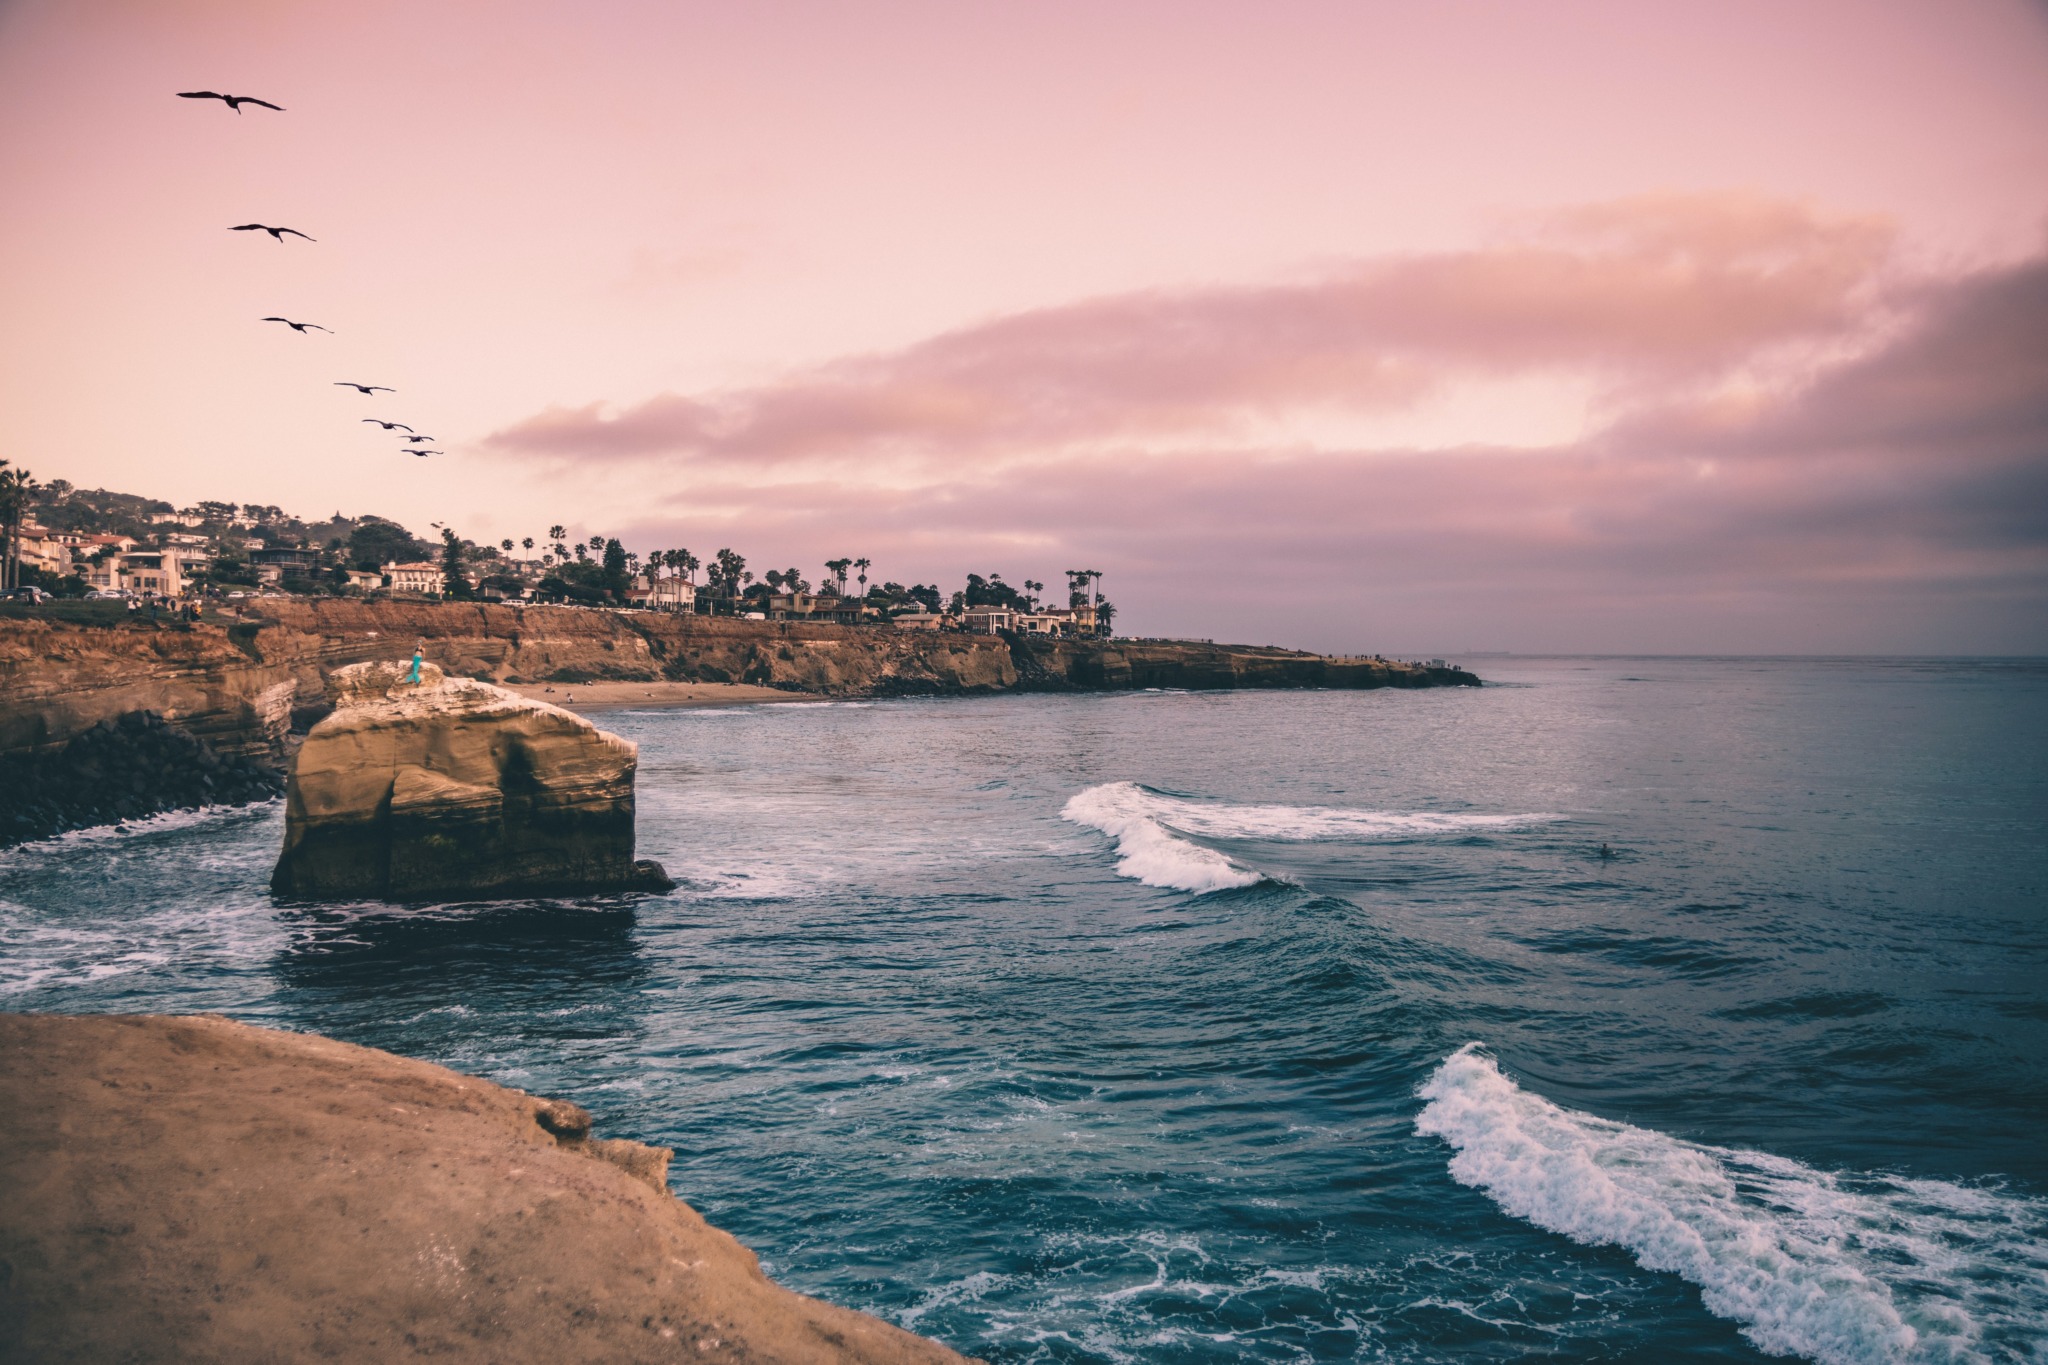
<box><xmin>13</xmin><ymin>504</ymin><xmax>1112</xmax><ymax>637</ymax></box>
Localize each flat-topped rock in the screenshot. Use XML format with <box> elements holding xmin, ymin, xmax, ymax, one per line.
<box><xmin>271</xmin><ymin>660</ymin><xmax>672</xmax><ymax>901</ymax></box>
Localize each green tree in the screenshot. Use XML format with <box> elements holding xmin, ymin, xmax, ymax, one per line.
<box><xmin>824</xmin><ymin>557</ymin><xmax>852</xmax><ymax>596</ymax></box>
<box><xmin>440</xmin><ymin>528</ymin><xmax>474</xmax><ymax>599</ymax></box>
<box><xmin>347</xmin><ymin>518</ymin><xmax>429</xmax><ymax>571</ymax></box>
<box><xmin>854</xmin><ymin>557</ymin><xmax>871</xmax><ymax>598</ymax></box>
<box><xmin>601</xmin><ymin>538</ymin><xmax>629</xmax><ymax>600</ymax></box>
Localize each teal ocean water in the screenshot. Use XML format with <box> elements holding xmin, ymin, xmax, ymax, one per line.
<box><xmin>3</xmin><ymin>656</ymin><xmax>2045</xmax><ymax>1362</ymax></box>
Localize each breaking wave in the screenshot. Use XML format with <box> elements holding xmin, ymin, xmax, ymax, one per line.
<box><xmin>1059</xmin><ymin>781</ymin><xmax>1556</xmax><ymax>894</ymax></box>
<box><xmin>1416</xmin><ymin>1045</ymin><xmax>2048</xmax><ymax>1364</ymax></box>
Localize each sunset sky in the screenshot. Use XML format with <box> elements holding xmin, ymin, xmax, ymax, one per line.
<box><xmin>2</xmin><ymin>0</ymin><xmax>2045</xmax><ymax>652</ymax></box>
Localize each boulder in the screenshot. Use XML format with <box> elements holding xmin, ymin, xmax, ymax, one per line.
<box><xmin>271</xmin><ymin>660</ymin><xmax>672</xmax><ymax>901</ymax></box>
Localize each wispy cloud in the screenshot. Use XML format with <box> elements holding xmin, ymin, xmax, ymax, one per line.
<box><xmin>489</xmin><ymin>193</ymin><xmax>1898</xmax><ymax>468</ymax></box>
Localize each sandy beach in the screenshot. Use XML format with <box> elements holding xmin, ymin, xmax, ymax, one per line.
<box><xmin>505</xmin><ymin>680</ymin><xmax>809</xmax><ymax>711</ymax></box>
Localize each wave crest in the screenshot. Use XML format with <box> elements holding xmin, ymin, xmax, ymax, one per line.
<box><xmin>1416</xmin><ymin>1045</ymin><xmax>2048</xmax><ymax>1364</ymax></box>
<box><xmin>1060</xmin><ymin>783</ymin><xmax>1261</xmax><ymax>893</ymax></box>
<box><xmin>1059</xmin><ymin>783</ymin><xmax>1557</xmax><ymax>894</ymax></box>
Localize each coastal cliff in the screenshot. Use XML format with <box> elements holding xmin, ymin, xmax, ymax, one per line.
<box><xmin>273</xmin><ymin>661</ymin><xmax>672</xmax><ymax>901</ymax></box>
<box><xmin>0</xmin><ymin>1012</ymin><xmax>974</xmax><ymax>1364</ymax></box>
<box><xmin>1</xmin><ymin>603</ymin><xmax>1480</xmax><ymax>849</ymax></box>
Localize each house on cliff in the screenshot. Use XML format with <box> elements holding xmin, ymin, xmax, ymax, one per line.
<box><xmin>382</xmin><ymin>560</ymin><xmax>443</xmax><ymax>595</ymax></box>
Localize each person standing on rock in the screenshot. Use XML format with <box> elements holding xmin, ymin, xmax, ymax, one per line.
<box><xmin>404</xmin><ymin>641</ymin><xmax>425</xmax><ymax>686</ymax></box>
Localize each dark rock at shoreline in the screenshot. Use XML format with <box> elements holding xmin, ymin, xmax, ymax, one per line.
<box><xmin>0</xmin><ymin>710</ymin><xmax>282</xmax><ymax>849</ymax></box>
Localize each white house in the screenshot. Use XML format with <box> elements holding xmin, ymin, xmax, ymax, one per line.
<box><xmin>383</xmin><ymin>560</ymin><xmax>443</xmax><ymax>595</ymax></box>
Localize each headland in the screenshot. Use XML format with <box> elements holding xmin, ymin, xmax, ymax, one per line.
<box><xmin>0</xmin><ymin>1011</ymin><xmax>974</xmax><ymax>1364</ymax></box>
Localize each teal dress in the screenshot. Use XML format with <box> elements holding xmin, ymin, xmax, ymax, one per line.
<box><xmin>405</xmin><ymin>649</ymin><xmax>423</xmax><ymax>684</ymax></box>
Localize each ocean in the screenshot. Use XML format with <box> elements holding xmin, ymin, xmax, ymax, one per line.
<box><xmin>3</xmin><ymin>655</ymin><xmax>2044</xmax><ymax>1363</ymax></box>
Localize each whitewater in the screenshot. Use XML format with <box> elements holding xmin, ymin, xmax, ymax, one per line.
<box><xmin>1418</xmin><ymin>1046</ymin><xmax>2048</xmax><ymax>1365</ymax></box>
<box><xmin>1060</xmin><ymin>780</ymin><xmax>1559</xmax><ymax>893</ymax></box>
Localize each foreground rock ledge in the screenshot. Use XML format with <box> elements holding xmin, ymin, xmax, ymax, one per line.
<box><xmin>0</xmin><ymin>1013</ymin><xmax>974</xmax><ymax>1364</ymax></box>
<box><xmin>272</xmin><ymin>660</ymin><xmax>672</xmax><ymax>901</ymax></box>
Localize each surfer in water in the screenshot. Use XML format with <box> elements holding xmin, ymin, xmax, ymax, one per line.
<box><xmin>1598</xmin><ymin>843</ymin><xmax>1616</xmax><ymax>860</ymax></box>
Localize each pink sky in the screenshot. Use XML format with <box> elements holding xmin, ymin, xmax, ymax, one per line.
<box><xmin>2</xmin><ymin>0</ymin><xmax>2045</xmax><ymax>651</ymax></box>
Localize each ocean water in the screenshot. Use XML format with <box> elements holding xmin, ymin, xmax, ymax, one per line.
<box><xmin>3</xmin><ymin>656</ymin><xmax>2045</xmax><ymax>1363</ymax></box>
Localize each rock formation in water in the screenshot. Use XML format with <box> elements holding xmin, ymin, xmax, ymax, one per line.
<box><xmin>0</xmin><ymin>1012</ymin><xmax>974</xmax><ymax>1364</ymax></box>
<box><xmin>270</xmin><ymin>660</ymin><xmax>672</xmax><ymax>901</ymax></box>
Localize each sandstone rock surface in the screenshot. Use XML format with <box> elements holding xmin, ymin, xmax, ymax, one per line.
<box><xmin>271</xmin><ymin>660</ymin><xmax>671</xmax><ymax>901</ymax></box>
<box><xmin>0</xmin><ymin>1012</ymin><xmax>975</xmax><ymax>1364</ymax></box>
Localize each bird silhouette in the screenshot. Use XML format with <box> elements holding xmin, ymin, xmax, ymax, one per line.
<box><xmin>399</xmin><ymin>434</ymin><xmax>436</xmax><ymax>443</ymax></box>
<box><xmin>361</xmin><ymin>419</ymin><xmax>413</xmax><ymax>432</ymax></box>
<box><xmin>178</xmin><ymin>91</ymin><xmax>284</xmax><ymax>113</ymax></box>
<box><xmin>411</xmin><ymin>450</ymin><xmax>441</xmax><ymax>457</ymax></box>
<box><xmin>231</xmin><ymin>223</ymin><xmax>314</xmax><ymax>242</ymax></box>
<box><xmin>261</xmin><ymin>316</ymin><xmax>329</xmax><ymax>334</ymax></box>
<box><xmin>335</xmin><ymin>382</ymin><xmax>394</xmax><ymax>395</ymax></box>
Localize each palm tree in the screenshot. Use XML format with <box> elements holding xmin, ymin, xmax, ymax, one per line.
<box><xmin>500</xmin><ymin>538</ymin><xmax>514</xmax><ymax>557</ymax></box>
<box><xmin>854</xmin><ymin>557</ymin><xmax>871</xmax><ymax>599</ymax></box>
<box><xmin>680</xmin><ymin>549</ymin><xmax>700</xmax><ymax>585</ymax></box>
<box><xmin>521</xmin><ymin>537</ymin><xmax>535</xmax><ymax>561</ymax></box>
<box><xmin>824</xmin><ymin>558</ymin><xmax>851</xmax><ymax>597</ymax></box>
<box><xmin>0</xmin><ymin>461</ymin><xmax>36</xmax><ymax>591</ymax></box>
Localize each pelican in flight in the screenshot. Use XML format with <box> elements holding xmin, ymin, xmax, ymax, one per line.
<box><xmin>399</xmin><ymin>434</ymin><xmax>436</xmax><ymax>443</ymax></box>
<box><xmin>261</xmin><ymin>317</ymin><xmax>329</xmax><ymax>334</ymax></box>
<box><xmin>231</xmin><ymin>223</ymin><xmax>314</xmax><ymax>243</ymax></box>
<box><xmin>335</xmin><ymin>382</ymin><xmax>394</xmax><ymax>395</ymax></box>
<box><xmin>178</xmin><ymin>91</ymin><xmax>284</xmax><ymax>113</ymax></box>
<box><xmin>361</xmin><ymin>419</ymin><xmax>413</xmax><ymax>432</ymax></box>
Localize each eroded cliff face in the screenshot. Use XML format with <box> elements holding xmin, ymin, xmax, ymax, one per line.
<box><xmin>0</xmin><ymin>601</ymin><xmax>1473</xmax><ymax>768</ymax></box>
<box><xmin>271</xmin><ymin>660</ymin><xmax>671</xmax><ymax>902</ymax></box>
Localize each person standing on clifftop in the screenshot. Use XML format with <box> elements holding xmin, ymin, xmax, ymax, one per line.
<box><xmin>404</xmin><ymin>641</ymin><xmax>424</xmax><ymax>685</ymax></box>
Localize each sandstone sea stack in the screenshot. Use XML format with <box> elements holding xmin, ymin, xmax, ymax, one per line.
<box><xmin>271</xmin><ymin>660</ymin><xmax>672</xmax><ymax>901</ymax></box>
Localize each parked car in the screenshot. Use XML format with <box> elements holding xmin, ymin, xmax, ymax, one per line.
<box><xmin>1</xmin><ymin>586</ymin><xmax>48</xmax><ymax>604</ymax></box>
<box><xmin>87</xmin><ymin>588</ymin><xmax>132</xmax><ymax>600</ymax></box>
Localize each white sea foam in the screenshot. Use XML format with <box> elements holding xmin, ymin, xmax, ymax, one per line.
<box><xmin>1416</xmin><ymin>1045</ymin><xmax>2048</xmax><ymax>1365</ymax></box>
<box><xmin>1060</xmin><ymin>783</ymin><xmax>1260</xmax><ymax>893</ymax></box>
<box><xmin>1059</xmin><ymin>782</ymin><xmax>1557</xmax><ymax>894</ymax></box>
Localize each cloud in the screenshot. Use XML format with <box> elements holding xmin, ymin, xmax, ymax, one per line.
<box><xmin>488</xmin><ymin>193</ymin><xmax>2045</xmax><ymax>651</ymax></box>
<box><xmin>489</xmin><ymin>193</ymin><xmax>1898</xmax><ymax>467</ymax></box>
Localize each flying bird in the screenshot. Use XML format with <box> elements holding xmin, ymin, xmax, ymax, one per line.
<box><xmin>410</xmin><ymin>450</ymin><xmax>441</xmax><ymax>457</ymax></box>
<box><xmin>261</xmin><ymin>316</ymin><xmax>329</xmax><ymax>334</ymax></box>
<box><xmin>177</xmin><ymin>91</ymin><xmax>284</xmax><ymax>113</ymax></box>
<box><xmin>231</xmin><ymin>223</ymin><xmax>314</xmax><ymax>242</ymax></box>
<box><xmin>361</xmin><ymin>419</ymin><xmax>413</xmax><ymax>432</ymax></box>
<box><xmin>399</xmin><ymin>434</ymin><xmax>436</xmax><ymax>443</ymax></box>
<box><xmin>334</xmin><ymin>382</ymin><xmax>394</xmax><ymax>395</ymax></box>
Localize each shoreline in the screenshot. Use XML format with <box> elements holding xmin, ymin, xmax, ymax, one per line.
<box><xmin>504</xmin><ymin>680</ymin><xmax>807</xmax><ymax>711</ymax></box>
